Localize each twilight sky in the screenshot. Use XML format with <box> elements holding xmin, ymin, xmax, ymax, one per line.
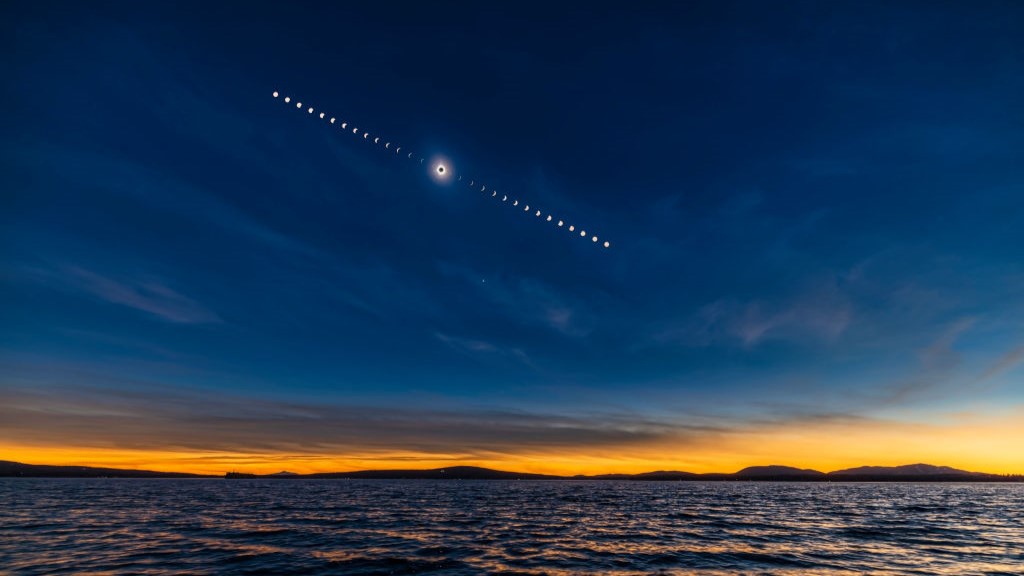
<box><xmin>2</xmin><ymin>1</ymin><xmax>1023</xmax><ymax>474</ymax></box>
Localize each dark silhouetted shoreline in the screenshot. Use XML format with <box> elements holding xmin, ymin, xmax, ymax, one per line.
<box><xmin>3</xmin><ymin>460</ymin><xmax>1021</xmax><ymax>481</ymax></box>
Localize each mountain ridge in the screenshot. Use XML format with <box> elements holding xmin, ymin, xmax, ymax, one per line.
<box><xmin>2</xmin><ymin>460</ymin><xmax>1020</xmax><ymax>481</ymax></box>
<box><xmin>735</xmin><ymin>465</ymin><xmax>826</xmax><ymax>479</ymax></box>
<box><xmin>0</xmin><ymin>460</ymin><xmax>215</xmax><ymax>478</ymax></box>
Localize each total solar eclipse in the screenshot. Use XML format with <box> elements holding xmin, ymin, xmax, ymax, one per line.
<box><xmin>429</xmin><ymin>157</ymin><xmax>454</xmax><ymax>185</ymax></box>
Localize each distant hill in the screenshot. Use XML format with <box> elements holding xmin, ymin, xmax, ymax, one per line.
<box><xmin>831</xmin><ymin>463</ymin><xmax>970</xmax><ymax>476</ymax></box>
<box><xmin>227</xmin><ymin>463</ymin><xmax>1017</xmax><ymax>481</ymax></box>
<box><xmin>827</xmin><ymin>463</ymin><xmax>998</xmax><ymax>481</ymax></box>
<box><xmin>735</xmin><ymin>465</ymin><xmax>826</xmax><ymax>480</ymax></box>
<box><xmin>304</xmin><ymin>465</ymin><xmax>560</xmax><ymax>480</ymax></box>
<box><xmin>2</xmin><ymin>460</ymin><xmax>1018</xmax><ymax>481</ymax></box>
<box><xmin>629</xmin><ymin>470</ymin><xmax>701</xmax><ymax>481</ymax></box>
<box><xmin>0</xmin><ymin>460</ymin><xmax>212</xmax><ymax>478</ymax></box>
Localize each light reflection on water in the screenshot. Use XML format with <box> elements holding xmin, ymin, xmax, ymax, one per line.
<box><xmin>1</xmin><ymin>479</ymin><xmax>1022</xmax><ymax>574</ymax></box>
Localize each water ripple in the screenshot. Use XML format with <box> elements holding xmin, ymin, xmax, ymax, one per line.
<box><xmin>1</xmin><ymin>479</ymin><xmax>1022</xmax><ymax>574</ymax></box>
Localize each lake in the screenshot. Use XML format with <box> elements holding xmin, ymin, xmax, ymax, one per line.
<box><xmin>2</xmin><ymin>479</ymin><xmax>1021</xmax><ymax>574</ymax></box>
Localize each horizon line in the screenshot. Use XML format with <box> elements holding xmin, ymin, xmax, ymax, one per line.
<box><xmin>4</xmin><ymin>459</ymin><xmax>1023</xmax><ymax>478</ymax></box>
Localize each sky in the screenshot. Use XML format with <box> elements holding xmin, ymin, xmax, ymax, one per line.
<box><xmin>2</xmin><ymin>1</ymin><xmax>1023</xmax><ymax>475</ymax></box>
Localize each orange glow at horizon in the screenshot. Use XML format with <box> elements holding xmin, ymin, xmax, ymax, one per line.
<box><xmin>3</xmin><ymin>411</ymin><xmax>1022</xmax><ymax>476</ymax></box>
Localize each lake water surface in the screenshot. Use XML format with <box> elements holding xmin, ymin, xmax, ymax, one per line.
<box><xmin>2</xmin><ymin>479</ymin><xmax>1021</xmax><ymax>574</ymax></box>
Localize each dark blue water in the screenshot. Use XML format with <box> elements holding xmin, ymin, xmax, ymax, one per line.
<box><xmin>2</xmin><ymin>479</ymin><xmax>1021</xmax><ymax>575</ymax></box>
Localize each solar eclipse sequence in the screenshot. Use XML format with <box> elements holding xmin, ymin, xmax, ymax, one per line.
<box><xmin>272</xmin><ymin>90</ymin><xmax>611</xmax><ymax>249</ymax></box>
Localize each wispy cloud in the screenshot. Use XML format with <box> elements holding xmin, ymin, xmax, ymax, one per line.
<box><xmin>435</xmin><ymin>332</ymin><xmax>500</xmax><ymax>353</ymax></box>
<box><xmin>0</xmin><ymin>385</ymin><xmax>713</xmax><ymax>457</ymax></box>
<box><xmin>4</xmin><ymin>383</ymin><xmax>1022</xmax><ymax>474</ymax></box>
<box><xmin>55</xmin><ymin>266</ymin><xmax>220</xmax><ymax>324</ymax></box>
<box><xmin>872</xmin><ymin>317</ymin><xmax>975</xmax><ymax>406</ymax></box>
<box><xmin>654</xmin><ymin>278</ymin><xmax>852</xmax><ymax>348</ymax></box>
<box><xmin>434</xmin><ymin>332</ymin><xmax>535</xmax><ymax>368</ymax></box>
<box><xmin>437</xmin><ymin>262</ymin><xmax>596</xmax><ymax>337</ymax></box>
<box><xmin>978</xmin><ymin>344</ymin><xmax>1024</xmax><ymax>383</ymax></box>
<box><xmin>919</xmin><ymin>317</ymin><xmax>975</xmax><ymax>370</ymax></box>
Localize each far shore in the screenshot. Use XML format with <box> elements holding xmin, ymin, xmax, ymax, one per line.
<box><xmin>3</xmin><ymin>460</ymin><xmax>1022</xmax><ymax>482</ymax></box>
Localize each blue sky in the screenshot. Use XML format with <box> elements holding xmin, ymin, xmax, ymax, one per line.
<box><xmin>2</xmin><ymin>1</ymin><xmax>1023</xmax><ymax>472</ymax></box>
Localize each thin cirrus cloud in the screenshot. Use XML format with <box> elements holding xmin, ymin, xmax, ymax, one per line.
<box><xmin>876</xmin><ymin>317</ymin><xmax>976</xmax><ymax>406</ymax></box>
<box><xmin>979</xmin><ymin>345</ymin><xmax>1024</xmax><ymax>383</ymax></box>
<box><xmin>436</xmin><ymin>262</ymin><xmax>596</xmax><ymax>337</ymax></box>
<box><xmin>501</xmin><ymin>279</ymin><xmax>595</xmax><ymax>337</ymax></box>
<box><xmin>59</xmin><ymin>266</ymin><xmax>220</xmax><ymax>324</ymax></box>
<box><xmin>0</xmin><ymin>384</ymin><xmax>704</xmax><ymax>457</ymax></box>
<box><xmin>3</xmin><ymin>382</ymin><xmax>1023</xmax><ymax>475</ymax></box>
<box><xmin>434</xmin><ymin>332</ymin><xmax>535</xmax><ymax>368</ymax></box>
<box><xmin>653</xmin><ymin>287</ymin><xmax>852</xmax><ymax>349</ymax></box>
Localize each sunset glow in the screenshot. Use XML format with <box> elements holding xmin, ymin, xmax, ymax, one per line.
<box><xmin>4</xmin><ymin>408</ymin><xmax>1021</xmax><ymax>476</ymax></box>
